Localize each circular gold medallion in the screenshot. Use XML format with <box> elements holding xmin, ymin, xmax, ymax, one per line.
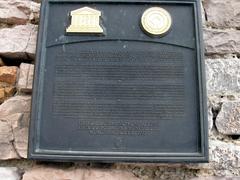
<box><xmin>141</xmin><ymin>7</ymin><xmax>172</xmax><ymax>36</ymax></box>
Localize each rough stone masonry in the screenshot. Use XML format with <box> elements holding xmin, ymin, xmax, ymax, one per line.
<box><xmin>0</xmin><ymin>0</ymin><xmax>240</xmax><ymax>179</ymax></box>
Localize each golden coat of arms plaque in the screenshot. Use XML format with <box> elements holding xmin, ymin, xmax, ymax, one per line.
<box><xmin>141</xmin><ymin>7</ymin><xmax>172</xmax><ymax>36</ymax></box>
<box><xmin>66</xmin><ymin>7</ymin><xmax>103</xmax><ymax>33</ymax></box>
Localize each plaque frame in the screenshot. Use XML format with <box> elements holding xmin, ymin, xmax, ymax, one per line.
<box><xmin>28</xmin><ymin>0</ymin><xmax>208</xmax><ymax>163</ymax></box>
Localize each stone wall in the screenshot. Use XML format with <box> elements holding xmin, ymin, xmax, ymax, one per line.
<box><xmin>0</xmin><ymin>0</ymin><xmax>239</xmax><ymax>179</ymax></box>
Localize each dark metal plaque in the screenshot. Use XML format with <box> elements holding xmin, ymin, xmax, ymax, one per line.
<box><xmin>28</xmin><ymin>0</ymin><xmax>208</xmax><ymax>163</ymax></box>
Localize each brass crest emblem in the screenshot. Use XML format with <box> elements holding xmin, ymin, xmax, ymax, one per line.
<box><xmin>141</xmin><ymin>7</ymin><xmax>172</xmax><ymax>36</ymax></box>
<box><xmin>66</xmin><ymin>7</ymin><xmax>103</xmax><ymax>34</ymax></box>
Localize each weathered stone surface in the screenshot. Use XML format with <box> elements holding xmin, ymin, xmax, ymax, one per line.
<box><xmin>204</xmin><ymin>28</ymin><xmax>240</xmax><ymax>55</ymax></box>
<box><xmin>0</xmin><ymin>24</ymin><xmax>38</xmax><ymax>59</ymax></box>
<box><xmin>4</xmin><ymin>86</ymin><xmax>16</xmax><ymax>97</ymax></box>
<box><xmin>0</xmin><ymin>66</ymin><xmax>18</xmax><ymax>85</ymax></box>
<box><xmin>209</xmin><ymin>140</ymin><xmax>240</xmax><ymax>175</ymax></box>
<box><xmin>206</xmin><ymin>58</ymin><xmax>240</xmax><ymax>95</ymax></box>
<box><xmin>191</xmin><ymin>177</ymin><xmax>240</xmax><ymax>180</ymax></box>
<box><xmin>0</xmin><ymin>96</ymin><xmax>31</xmax><ymax>159</ymax></box>
<box><xmin>0</xmin><ymin>119</ymin><xmax>18</xmax><ymax>160</ymax></box>
<box><xmin>127</xmin><ymin>164</ymin><xmax>198</xmax><ymax>180</ymax></box>
<box><xmin>0</xmin><ymin>66</ymin><xmax>18</xmax><ymax>103</ymax></box>
<box><xmin>203</xmin><ymin>0</ymin><xmax>240</xmax><ymax>29</ymax></box>
<box><xmin>0</xmin><ymin>167</ymin><xmax>21</xmax><ymax>180</ymax></box>
<box><xmin>0</xmin><ymin>95</ymin><xmax>31</xmax><ymax>117</ymax></box>
<box><xmin>22</xmin><ymin>167</ymin><xmax>139</xmax><ymax>180</ymax></box>
<box><xmin>200</xmin><ymin>2</ymin><xmax>206</xmax><ymax>26</ymax></box>
<box><xmin>0</xmin><ymin>86</ymin><xmax>16</xmax><ymax>104</ymax></box>
<box><xmin>215</xmin><ymin>101</ymin><xmax>240</xmax><ymax>135</ymax></box>
<box><xmin>188</xmin><ymin>140</ymin><xmax>240</xmax><ymax>176</ymax></box>
<box><xmin>207</xmin><ymin>99</ymin><xmax>213</xmax><ymax>131</ymax></box>
<box><xmin>0</xmin><ymin>88</ymin><xmax>4</xmax><ymax>103</ymax></box>
<box><xmin>3</xmin><ymin>113</ymin><xmax>30</xmax><ymax>158</ymax></box>
<box><xmin>0</xmin><ymin>0</ymin><xmax>40</xmax><ymax>25</ymax></box>
<box><xmin>17</xmin><ymin>63</ymin><xmax>34</xmax><ymax>92</ymax></box>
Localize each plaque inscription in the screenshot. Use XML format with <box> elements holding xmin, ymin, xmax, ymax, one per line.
<box><xmin>53</xmin><ymin>51</ymin><xmax>185</xmax><ymax>137</ymax></box>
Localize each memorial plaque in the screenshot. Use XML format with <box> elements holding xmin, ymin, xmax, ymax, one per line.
<box><xmin>28</xmin><ymin>0</ymin><xmax>208</xmax><ymax>162</ymax></box>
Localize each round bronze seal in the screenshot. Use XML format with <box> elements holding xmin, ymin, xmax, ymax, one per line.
<box><xmin>141</xmin><ymin>7</ymin><xmax>172</xmax><ymax>36</ymax></box>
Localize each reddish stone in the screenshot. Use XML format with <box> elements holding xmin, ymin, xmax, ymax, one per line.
<box><xmin>0</xmin><ymin>66</ymin><xmax>18</xmax><ymax>85</ymax></box>
<box><xmin>0</xmin><ymin>88</ymin><xmax>4</xmax><ymax>103</ymax></box>
<box><xmin>22</xmin><ymin>167</ymin><xmax>139</xmax><ymax>180</ymax></box>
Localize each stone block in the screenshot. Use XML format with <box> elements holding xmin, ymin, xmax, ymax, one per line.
<box><xmin>0</xmin><ymin>119</ymin><xmax>18</xmax><ymax>160</ymax></box>
<box><xmin>209</xmin><ymin>140</ymin><xmax>240</xmax><ymax>175</ymax></box>
<box><xmin>207</xmin><ymin>98</ymin><xmax>213</xmax><ymax>131</ymax></box>
<box><xmin>0</xmin><ymin>86</ymin><xmax>16</xmax><ymax>104</ymax></box>
<box><xmin>205</xmin><ymin>58</ymin><xmax>240</xmax><ymax>95</ymax></box>
<box><xmin>0</xmin><ymin>24</ymin><xmax>38</xmax><ymax>59</ymax></box>
<box><xmin>0</xmin><ymin>88</ymin><xmax>5</xmax><ymax>103</ymax></box>
<box><xmin>204</xmin><ymin>28</ymin><xmax>240</xmax><ymax>56</ymax></box>
<box><xmin>0</xmin><ymin>95</ymin><xmax>31</xmax><ymax>159</ymax></box>
<box><xmin>216</xmin><ymin>101</ymin><xmax>240</xmax><ymax>135</ymax></box>
<box><xmin>203</xmin><ymin>0</ymin><xmax>240</xmax><ymax>29</ymax></box>
<box><xmin>0</xmin><ymin>66</ymin><xmax>18</xmax><ymax>103</ymax></box>
<box><xmin>4</xmin><ymin>86</ymin><xmax>16</xmax><ymax>97</ymax></box>
<box><xmin>0</xmin><ymin>0</ymin><xmax>40</xmax><ymax>25</ymax></box>
<box><xmin>17</xmin><ymin>63</ymin><xmax>34</xmax><ymax>93</ymax></box>
<box><xmin>0</xmin><ymin>66</ymin><xmax>18</xmax><ymax>85</ymax></box>
<box><xmin>0</xmin><ymin>167</ymin><xmax>21</xmax><ymax>180</ymax></box>
<box><xmin>187</xmin><ymin>140</ymin><xmax>240</xmax><ymax>176</ymax></box>
<box><xmin>0</xmin><ymin>95</ymin><xmax>31</xmax><ymax>117</ymax></box>
<box><xmin>191</xmin><ymin>177</ymin><xmax>240</xmax><ymax>180</ymax></box>
<box><xmin>22</xmin><ymin>167</ymin><xmax>139</xmax><ymax>180</ymax></box>
<box><xmin>3</xmin><ymin>113</ymin><xmax>30</xmax><ymax>158</ymax></box>
<box><xmin>200</xmin><ymin>2</ymin><xmax>206</xmax><ymax>26</ymax></box>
